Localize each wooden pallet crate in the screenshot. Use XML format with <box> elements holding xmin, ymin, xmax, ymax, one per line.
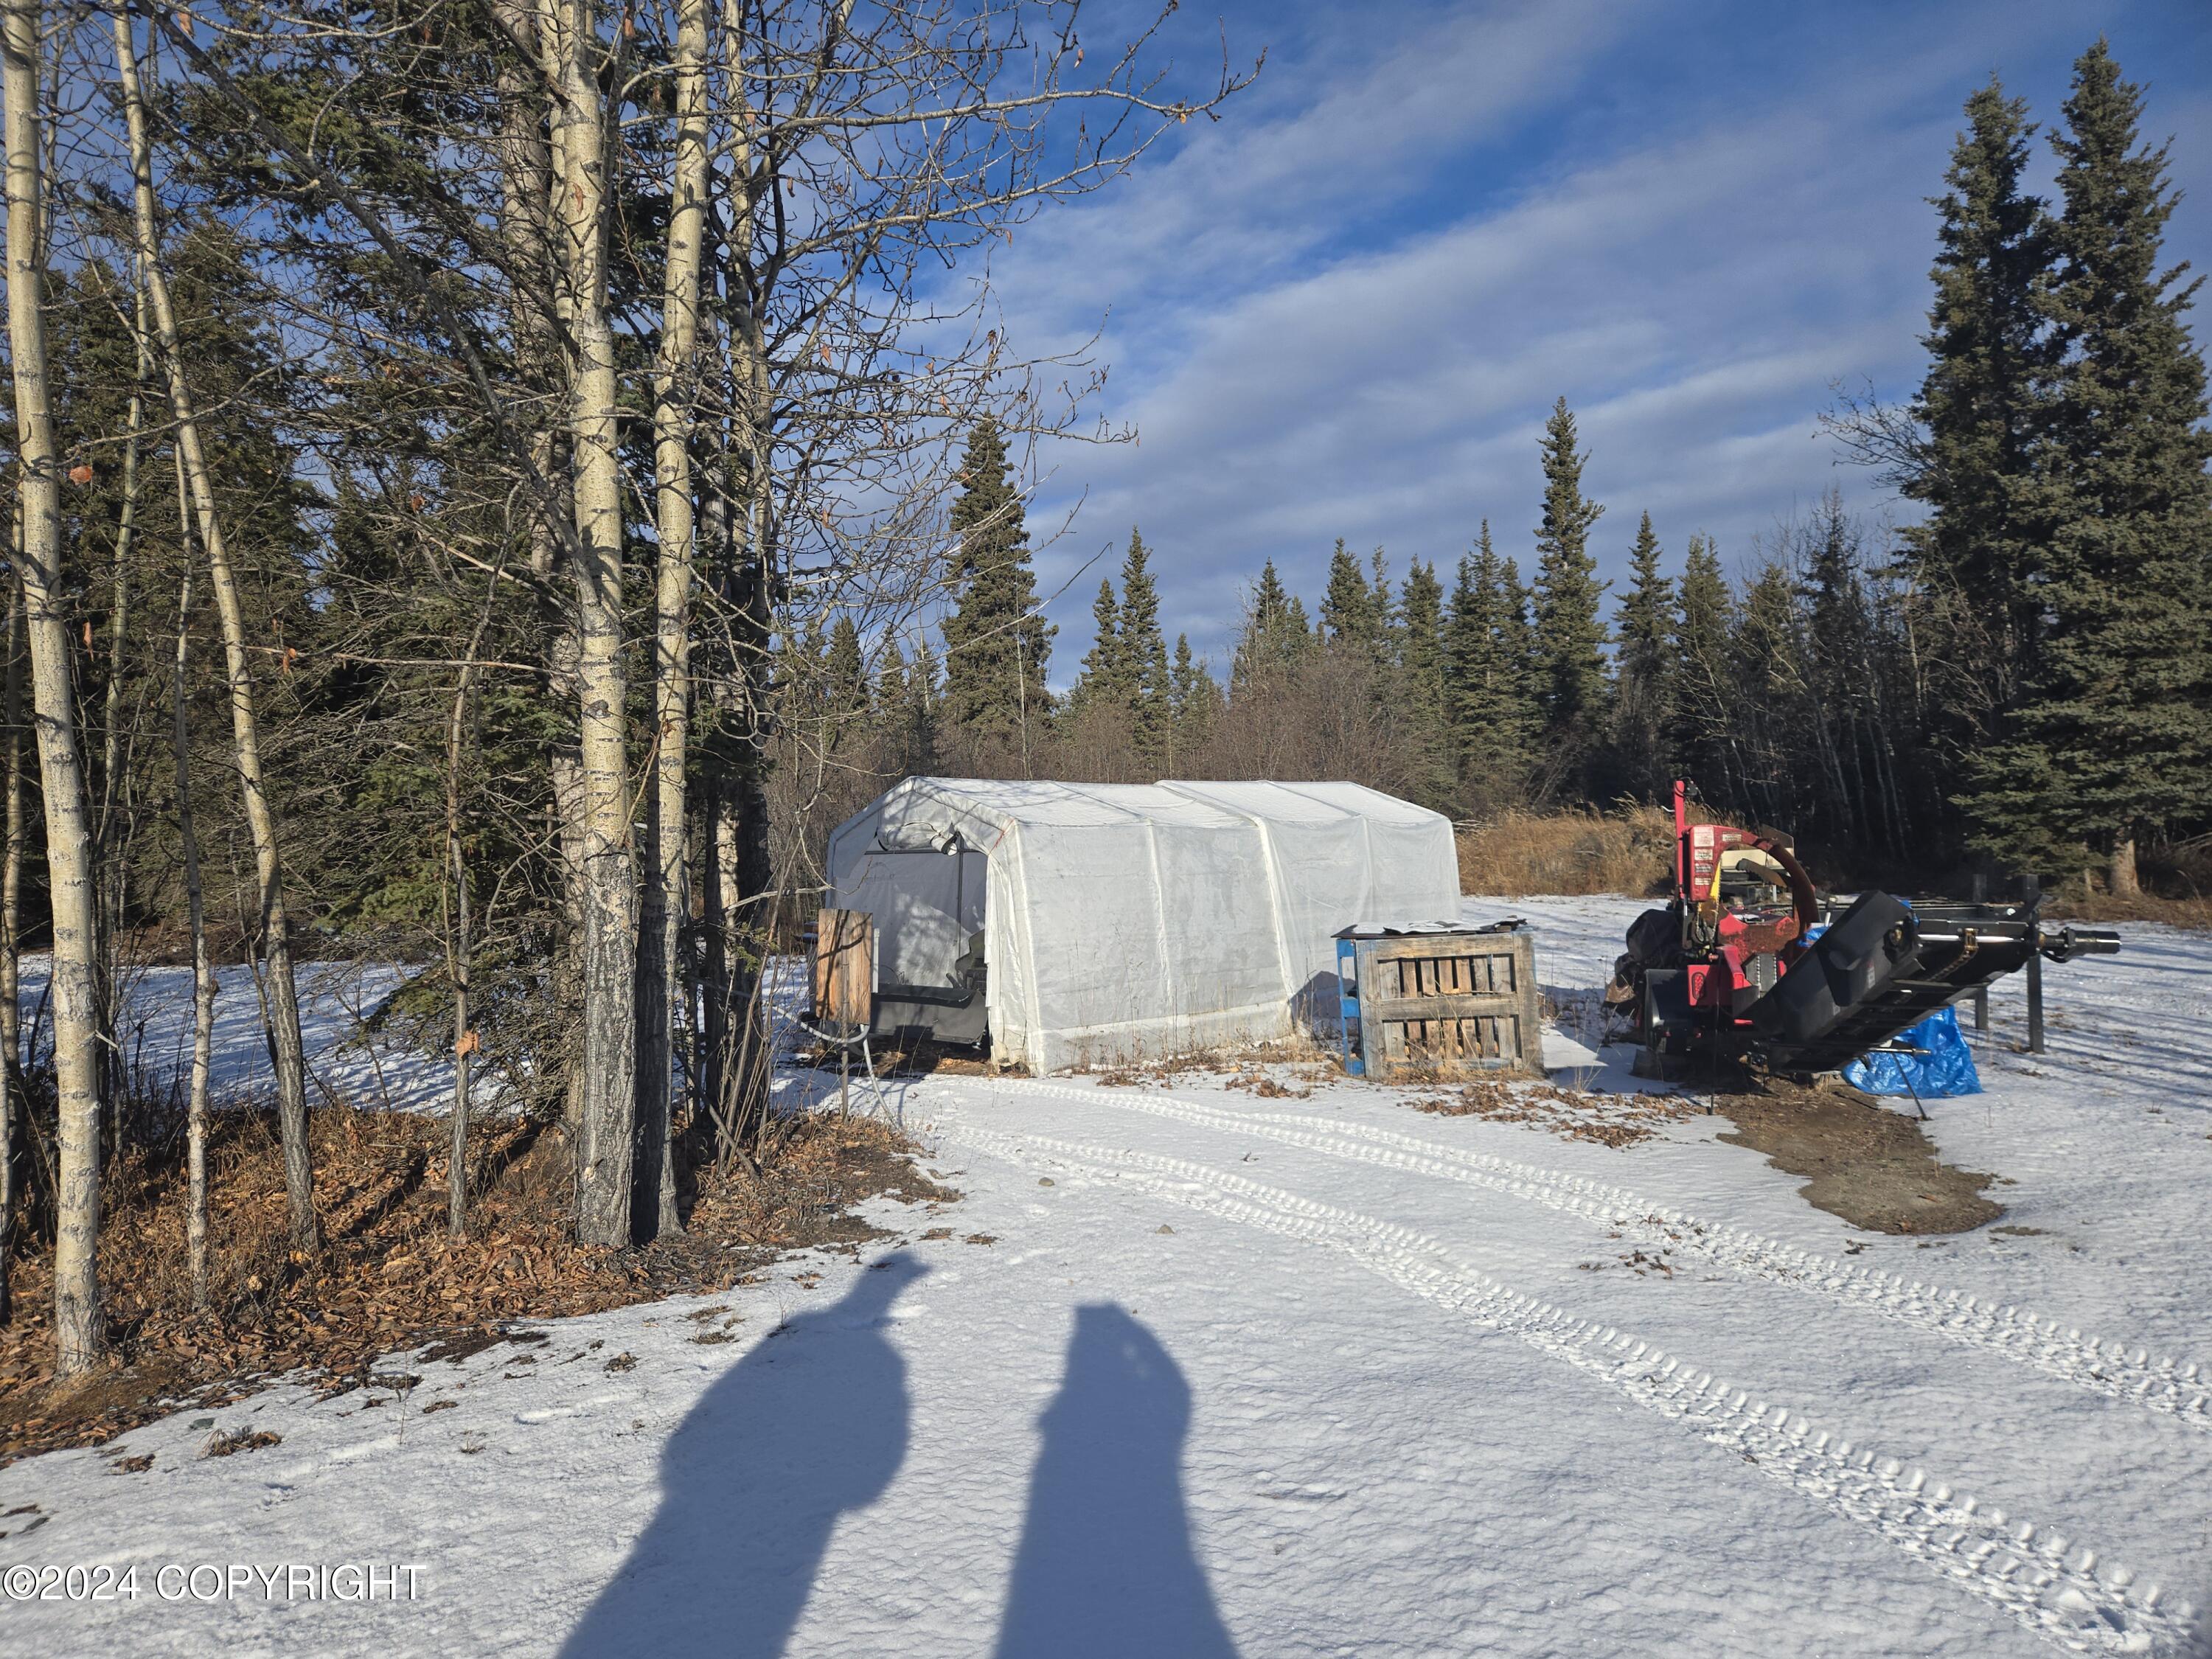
<box><xmin>1336</xmin><ymin>923</ymin><xmax>1541</xmax><ymax>1080</ymax></box>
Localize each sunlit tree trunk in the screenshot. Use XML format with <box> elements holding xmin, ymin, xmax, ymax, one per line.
<box><xmin>114</xmin><ymin>16</ymin><xmax>318</xmax><ymax>1249</ymax></box>
<box><xmin>167</xmin><ymin>476</ymin><xmax>214</xmax><ymax>1308</ymax></box>
<box><xmin>4</xmin><ymin>0</ymin><xmax>106</xmax><ymax>1374</ymax></box>
<box><xmin>0</xmin><ymin>561</ymin><xmax>20</xmax><ymax>1326</ymax></box>
<box><xmin>636</xmin><ymin>0</ymin><xmax>708</xmax><ymax>1239</ymax></box>
<box><xmin>543</xmin><ymin>0</ymin><xmax>636</xmax><ymax>1247</ymax></box>
<box><xmin>2110</xmin><ymin>838</ymin><xmax>2139</xmax><ymax>900</ymax></box>
<box><xmin>94</xmin><ymin>280</ymin><xmax>147</xmax><ymax>1154</ymax></box>
<box><xmin>492</xmin><ymin>0</ymin><xmax>591</xmax><ymax>1138</ymax></box>
<box><xmin>700</xmin><ymin>2</ymin><xmax>775</xmax><ymax>1163</ymax></box>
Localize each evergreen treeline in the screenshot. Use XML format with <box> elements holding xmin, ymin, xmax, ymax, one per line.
<box><xmin>796</xmin><ymin>40</ymin><xmax>2208</xmax><ymax>890</ymax></box>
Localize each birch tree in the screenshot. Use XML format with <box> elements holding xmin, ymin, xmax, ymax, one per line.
<box><xmin>168</xmin><ymin>484</ymin><xmax>214</xmax><ymax>1308</ymax></box>
<box><xmin>113</xmin><ymin>15</ymin><xmax>319</xmax><ymax>1248</ymax></box>
<box><xmin>540</xmin><ymin>0</ymin><xmax>639</xmax><ymax>1247</ymax></box>
<box><xmin>636</xmin><ymin>0</ymin><xmax>710</xmax><ymax>1239</ymax></box>
<box><xmin>4</xmin><ymin>0</ymin><xmax>107</xmax><ymax>1374</ymax></box>
<box><xmin>0</xmin><ymin>566</ymin><xmax>18</xmax><ymax>1326</ymax></box>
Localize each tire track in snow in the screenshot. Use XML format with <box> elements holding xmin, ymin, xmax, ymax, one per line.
<box><xmin>981</xmin><ymin>1078</ymin><xmax>2212</xmax><ymax>1434</ymax></box>
<box><xmin>928</xmin><ymin>1115</ymin><xmax>2196</xmax><ymax>1658</ymax></box>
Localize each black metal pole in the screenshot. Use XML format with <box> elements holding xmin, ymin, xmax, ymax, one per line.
<box><xmin>1969</xmin><ymin>872</ymin><xmax>1989</xmax><ymax>1034</ymax></box>
<box><xmin>2023</xmin><ymin>873</ymin><xmax>2045</xmax><ymax>1054</ymax></box>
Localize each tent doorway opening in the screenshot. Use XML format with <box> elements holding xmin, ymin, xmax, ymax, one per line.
<box><xmin>841</xmin><ymin>829</ymin><xmax>989</xmax><ymax>1049</ymax></box>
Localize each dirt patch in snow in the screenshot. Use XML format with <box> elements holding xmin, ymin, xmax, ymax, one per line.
<box><xmin>1413</xmin><ymin>1077</ymin><xmax>1701</xmax><ymax>1149</ymax></box>
<box><xmin>1711</xmin><ymin>1082</ymin><xmax>2003</xmax><ymax>1234</ymax></box>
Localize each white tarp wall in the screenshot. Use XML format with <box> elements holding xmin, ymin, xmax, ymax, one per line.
<box><xmin>827</xmin><ymin>778</ymin><xmax>1461</xmax><ymax>1074</ymax></box>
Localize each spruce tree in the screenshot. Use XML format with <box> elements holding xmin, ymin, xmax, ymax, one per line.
<box><xmin>876</xmin><ymin>642</ymin><xmax>909</xmax><ymax>714</ymax></box>
<box><xmin>1368</xmin><ymin>547</ymin><xmax>1401</xmax><ymax>662</ymax></box>
<box><xmin>908</xmin><ymin>641</ymin><xmax>942</xmax><ymax>769</ymax></box>
<box><xmin>1611</xmin><ymin>511</ymin><xmax>1675</xmax><ymax>799</ymax></box>
<box><xmin>1731</xmin><ymin>560</ymin><xmax>1804</xmax><ymax>827</ymax></box>
<box><xmin>1906</xmin><ymin>77</ymin><xmax>2052</xmax><ymax>683</ymax></box>
<box><xmin>1169</xmin><ymin>634</ymin><xmax>1222</xmax><ymax>762</ymax></box>
<box><xmin>781</xmin><ymin>616</ymin><xmax>828</xmax><ymax>723</ymax></box>
<box><xmin>875</xmin><ymin>643</ymin><xmax>912</xmax><ymax>769</ymax></box>
<box><xmin>1798</xmin><ymin>493</ymin><xmax>1880</xmax><ymax>848</ymax></box>
<box><xmin>1066</xmin><ymin>577</ymin><xmax>1124</xmax><ymax>719</ymax></box>
<box><xmin>941</xmin><ymin>418</ymin><xmax>1054</xmax><ymax>752</ymax></box>
<box><xmin>1400</xmin><ymin>559</ymin><xmax>1445</xmax><ymax>695</ymax></box>
<box><xmin>1117</xmin><ymin>528</ymin><xmax>1172</xmax><ymax>757</ymax></box>
<box><xmin>1321</xmin><ymin>538</ymin><xmax>1377</xmax><ymax>650</ymax></box>
<box><xmin>1498</xmin><ymin>557</ymin><xmax>1543</xmax><ymax>748</ymax></box>
<box><xmin>1444</xmin><ymin>524</ymin><xmax>1539</xmax><ymax>803</ymax></box>
<box><xmin>823</xmin><ymin>614</ymin><xmax>868</xmax><ymax>746</ymax></box>
<box><xmin>1669</xmin><ymin>535</ymin><xmax>1738</xmax><ymax>799</ymax></box>
<box><xmin>1232</xmin><ymin>559</ymin><xmax>1313</xmax><ymax>686</ymax></box>
<box><xmin>1251</xmin><ymin>560</ymin><xmax>1292</xmax><ymax>627</ymax></box>
<box><xmin>1966</xmin><ymin>41</ymin><xmax>2212</xmax><ymax>886</ymax></box>
<box><xmin>1398</xmin><ymin>558</ymin><xmax>1453</xmax><ymax>804</ymax></box>
<box><xmin>1531</xmin><ymin>397</ymin><xmax>1610</xmax><ymax>773</ymax></box>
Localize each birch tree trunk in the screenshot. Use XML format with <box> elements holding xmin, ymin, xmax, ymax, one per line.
<box><xmin>168</xmin><ymin>493</ymin><xmax>214</xmax><ymax>1309</ymax></box>
<box><xmin>543</xmin><ymin>0</ymin><xmax>637</xmax><ymax>1247</ymax></box>
<box><xmin>0</xmin><ymin>565</ymin><xmax>19</xmax><ymax>1326</ymax></box>
<box><xmin>492</xmin><ymin>0</ymin><xmax>592</xmax><ymax>1138</ymax></box>
<box><xmin>112</xmin><ymin>16</ymin><xmax>318</xmax><ymax>1249</ymax></box>
<box><xmin>636</xmin><ymin>0</ymin><xmax>708</xmax><ymax>1239</ymax></box>
<box><xmin>700</xmin><ymin>4</ymin><xmax>775</xmax><ymax>1162</ymax></box>
<box><xmin>4</xmin><ymin>0</ymin><xmax>106</xmax><ymax>1374</ymax></box>
<box><xmin>95</xmin><ymin>279</ymin><xmax>149</xmax><ymax>1152</ymax></box>
<box><xmin>444</xmin><ymin>688</ymin><xmax>473</xmax><ymax>1238</ymax></box>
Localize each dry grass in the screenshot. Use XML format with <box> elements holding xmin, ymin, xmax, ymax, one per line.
<box><xmin>1453</xmin><ymin>800</ymin><xmax>2212</xmax><ymax>930</ymax></box>
<box><xmin>2039</xmin><ymin>889</ymin><xmax>2212</xmax><ymax>928</ymax></box>
<box><xmin>1456</xmin><ymin>804</ymin><xmax>1674</xmax><ymax>898</ymax></box>
<box><xmin>2038</xmin><ymin>840</ymin><xmax>2212</xmax><ymax>929</ymax></box>
<box><xmin>0</xmin><ymin>1105</ymin><xmax>954</xmax><ymax>1466</ymax></box>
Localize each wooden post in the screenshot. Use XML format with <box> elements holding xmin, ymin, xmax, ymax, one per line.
<box><xmin>1969</xmin><ymin>872</ymin><xmax>1989</xmax><ymax>1035</ymax></box>
<box><xmin>813</xmin><ymin>908</ymin><xmax>873</xmax><ymax>1032</ymax></box>
<box><xmin>2023</xmin><ymin>874</ymin><xmax>2045</xmax><ymax>1055</ymax></box>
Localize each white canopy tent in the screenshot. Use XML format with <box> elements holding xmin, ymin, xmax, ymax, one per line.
<box><xmin>824</xmin><ymin>778</ymin><xmax>1461</xmax><ymax>1074</ymax></box>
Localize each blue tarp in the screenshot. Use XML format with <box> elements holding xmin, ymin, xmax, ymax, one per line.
<box><xmin>1842</xmin><ymin>1006</ymin><xmax>1983</xmax><ymax>1098</ymax></box>
<box><xmin>1797</xmin><ymin>917</ymin><xmax>1983</xmax><ymax>1097</ymax></box>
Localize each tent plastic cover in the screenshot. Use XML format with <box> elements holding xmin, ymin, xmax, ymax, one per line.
<box><xmin>827</xmin><ymin>778</ymin><xmax>1461</xmax><ymax>1074</ymax></box>
<box><xmin>1842</xmin><ymin>1007</ymin><xmax>1983</xmax><ymax>1098</ymax></box>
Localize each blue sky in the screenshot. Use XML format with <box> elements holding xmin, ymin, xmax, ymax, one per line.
<box><xmin>973</xmin><ymin>0</ymin><xmax>2212</xmax><ymax>686</ymax></box>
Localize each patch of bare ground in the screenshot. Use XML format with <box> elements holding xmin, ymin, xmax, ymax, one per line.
<box><xmin>812</xmin><ymin>1039</ymin><xmax>1010</xmax><ymax>1079</ymax></box>
<box><xmin>1710</xmin><ymin>1078</ymin><xmax>2002</xmax><ymax>1235</ymax></box>
<box><xmin>1411</xmin><ymin>1077</ymin><xmax>1702</xmax><ymax>1149</ymax></box>
<box><xmin>1085</xmin><ymin>1045</ymin><xmax>1336</xmax><ymax>1096</ymax></box>
<box><xmin>0</xmin><ymin>1105</ymin><xmax>959</xmax><ymax>1467</ymax></box>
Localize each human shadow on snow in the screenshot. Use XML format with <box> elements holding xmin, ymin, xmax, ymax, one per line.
<box><xmin>561</xmin><ymin>1268</ymin><xmax>1236</xmax><ymax>1658</ymax></box>
<box><xmin>993</xmin><ymin>1304</ymin><xmax>1240</xmax><ymax>1659</ymax></box>
<box><xmin>560</xmin><ymin>1253</ymin><xmax>925</xmax><ymax>1659</ymax></box>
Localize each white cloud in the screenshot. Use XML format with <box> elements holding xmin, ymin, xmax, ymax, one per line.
<box><xmin>967</xmin><ymin>1</ymin><xmax>2212</xmax><ymax>683</ymax></box>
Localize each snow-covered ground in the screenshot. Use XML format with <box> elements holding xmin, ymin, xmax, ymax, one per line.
<box><xmin>22</xmin><ymin>956</ymin><xmax>457</xmax><ymax>1113</ymax></box>
<box><xmin>1</xmin><ymin>896</ymin><xmax>2207</xmax><ymax>1657</ymax></box>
